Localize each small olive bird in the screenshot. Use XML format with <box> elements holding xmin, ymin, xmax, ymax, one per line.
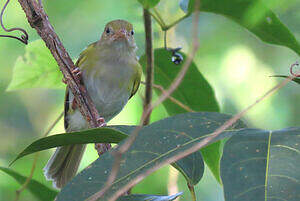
<box><xmin>43</xmin><ymin>20</ymin><xmax>142</xmax><ymax>188</ymax></box>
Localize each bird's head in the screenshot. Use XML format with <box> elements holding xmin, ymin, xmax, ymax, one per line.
<box><xmin>99</xmin><ymin>20</ymin><xmax>136</xmax><ymax>51</ymax></box>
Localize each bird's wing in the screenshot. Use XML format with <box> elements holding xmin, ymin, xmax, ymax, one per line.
<box><xmin>75</xmin><ymin>42</ymin><xmax>97</xmax><ymax>67</ymax></box>
<box><xmin>64</xmin><ymin>42</ymin><xmax>97</xmax><ymax>130</ymax></box>
<box><xmin>129</xmin><ymin>62</ymin><xmax>142</xmax><ymax>99</ymax></box>
<box><xmin>64</xmin><ymin>86</ymin><xmax>70</xmax><ymax>130</ymax></box>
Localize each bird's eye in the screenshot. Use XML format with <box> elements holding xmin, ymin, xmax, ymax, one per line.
<box><xmin>106</xmin><ymin>28</ymin><xmax>111</xmax><ymax>34</ymax></box>
<box><xmin>131</xmin><ymin>30</ymin><xmax>134</xmax><ymax>35</ymax></box>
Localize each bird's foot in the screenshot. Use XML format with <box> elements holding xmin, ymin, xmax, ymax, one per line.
<box><xmin>95</xmin><ymin>143</ymin><xmax>111</xmax><ymax>156</ymax></box>
<box><xmin>97</xmin><ymin>117</ymin><xmax>107</xmax><ymax>127</ymax></box>
<box><xmin>71</xmin><ymin>67</ymin><xmax>82</xmax><ymax>81</ymax></box>
<box><xmin>62</xmin><ymin>77</ymin><xmax>67</xmax><ymax>84</ymax></box>
<box><xmin>71</xmin><ymin>98</ymin><xmax>78</xmax><ymax>110</ymax></box>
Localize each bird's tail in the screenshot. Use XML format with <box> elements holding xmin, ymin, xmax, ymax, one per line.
<box><xmin>43</xmin><ymin>144</ymin><xmax>86</xmax><ymax>189</ymax></box>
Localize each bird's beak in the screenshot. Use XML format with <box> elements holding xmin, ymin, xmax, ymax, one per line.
<box><xmin>113</xmin><ymin>29</ymin><xmax>128</xmax><ymax>41</ymax></box>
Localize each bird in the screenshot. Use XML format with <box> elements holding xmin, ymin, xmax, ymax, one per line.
<box><xmin>43</xmin><ymin>19</ymin><xmax>142</xmax><ymax>189</ymax></box>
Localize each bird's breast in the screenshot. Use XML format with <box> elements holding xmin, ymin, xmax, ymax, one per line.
<box><xmin>82</xmin><ymin>60</ymin><xmax>134</xmax><ymax>121</ymax></box>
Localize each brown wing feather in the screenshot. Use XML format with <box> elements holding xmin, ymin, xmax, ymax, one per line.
<box><xmin>64</xmin><ymin>43</ymin><xmax>97</xmax><ymax>130</ymax></box>
<box><xmin>64</xmin><ymin>87</ymin><xmax>70</xmax><ymax>130</ymax></box>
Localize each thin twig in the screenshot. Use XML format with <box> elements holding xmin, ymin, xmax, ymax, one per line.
<box><xmin>17</xmin><ymin>0</ymin><xmax>104</xmax><ymax>129</ymax></box>
<box><xmin>141</xmin><ymin>81</ymin><xmax>195</xmax><ymax>112</ymax></box>
<box><xmin>14</xmin><ymin>112</ymin><xmax>63</xmax><ymax>201</ymax></box>
<box><xmin>14</xmin><ymin>153</ymin><xmax>39</xmax><ymax>201</ymax></box>
<box><xmin>87</xmin><ymin>1</ymin><xmax>201</xmax><ymax>201</ymax></box>
<box><xmin>142</xmin><ymin>9</ymin><xmax>154</xmax><ymax>125</ymax></box>
<box><xmin>290</xmin><ymin>61</ymin><xmax>300</xmax><ymax>77</ymax></box>
<box><xmin>0</xmin><ymin>0</ymin><xmax>28</xmax><ymax>44</ymax></box>
<box><xmin>152</xmin><ymin>83</ymin><xmax>195</xmax><ymax>112</ymax></box>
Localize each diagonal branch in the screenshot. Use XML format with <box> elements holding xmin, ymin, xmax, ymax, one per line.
<box><xmin>17</xmin><ymin>0</ymin><xmax>103</xmax><ymax>128</ymax></box>
<box><xmin>140</xmin><ymin>81</ymin><xmax>195</xmax><ymax>113</ymax></box>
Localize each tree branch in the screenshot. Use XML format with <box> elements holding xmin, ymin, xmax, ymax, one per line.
<box><xmin>17</xmin><ymin>0</ymin><xmax>103</xmax><ymax>128</ymax></box>
<box><xmin>142</xmin><ymin>9</ymin><xmax>154</xmax><ymax>125</ymax></box>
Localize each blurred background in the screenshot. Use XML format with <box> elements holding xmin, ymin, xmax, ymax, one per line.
<box><xmin>0</xmin><ymin>0</ymin><xmax>299</xmax><ymax>200</ymax></box>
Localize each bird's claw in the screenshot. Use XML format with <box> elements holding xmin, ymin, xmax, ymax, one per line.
<box><xmin>97</xmin><ymin>117</ymin><xmax>107</xmax><ymax>127</ymax></box>
<box><xmin>72</xmin><ymin>67</ymin><xmax>82</xmax><ymax>81</ymax></box>
<box><xmin>71</xmin><ymin>98</ymin><xmax>78</xmax><ymax>110</ymax></box>
<box><xmin>95</xmin><ymin>143</ymin><xmax>111</xmax><ymax>156</ymax></box>
<box><xmin>62</xmin><ymin>77</ymin><xmax>67</xmax><ymax>84</ymax></box>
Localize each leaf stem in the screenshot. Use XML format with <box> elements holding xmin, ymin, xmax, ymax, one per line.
<box><xmin>187</xmin><ymin>183</ymin><xmax>196</xmax><ymax>201</ymax></box>
<box><xmin>148</xmin><ymin>10</ymin><xmax>165</xmax><ymax>29</ymax></box>
<box><xmin>153</xmin><ymin>8</ymin><xmax>166</xmax><ymax>27</ymax></box>
<box><xmin>150</xmin><ymin>8</ymin><xmax>191</xmax><ymax>31</ymax></box>
<box><xmin>163</xmin><ymin>13</ymin><xmax>191</xmax><ymax>31</ymax></box>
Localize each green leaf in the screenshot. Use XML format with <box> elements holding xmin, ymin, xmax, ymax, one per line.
<box><xmin>140</xmin><ymin>48</ymin><xmax>223</xmax><ymax>184</ymax></box>
<box><xmin>11</xmin><ymin>123</ymin><xmax>203</xmax><ymax>185</ymax></box>
<box><xmin>140</xmin><ymin>48</ymin><xmax>220</xmax><ymax>115</ymax></box>
<box><xmin>137</xmin><ymin>0</ymin><xmax>160</xmax><ymax>9</ymax></box>
<box><xmin>6</xmin><ymin>40</ymin><xmax>64</xmax><ymax>91</ymax></box>
<box><xmin>180</xmin><ymin>0</ymin><xmax>300</xmax><ymax>56</ymax></box>
<box><xmin>172</xmin><ymin>151</ymin><xmax>204</xmax><ymax>185</ymax></box>
<box><xmin>271</xmin><ymin>75</ymin><xmax>300</xmax><ymax>85</ymax></box>
<box><xmin>117</xmin><ymin>192</ymin><xmax>182</xmax><ymax>201</ymax></box>
<box><xmin>11</xmin><ymin>127</ymin><xmax>129</xmax><ymax>165</ymax></box>
<box><xmin>56</xmin><ymin>112</ymin><xmax>245</xmax><ymax>201</ymax></box>
<box><xmin>221</xmin><ymin>127</ymin><xmax>300</xmax><ymax>201</ymax></box>
<box><xmin>0</xmin><ymin>167</ymin><xmax>58</xmax><ymax>201</ymax></box>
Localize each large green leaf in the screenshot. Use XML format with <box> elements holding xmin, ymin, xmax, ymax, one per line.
<box><xmin>11</xmin><ymin>123</ymin><xmax>203</xmax><ymax>186</ymax></box>
<box><xmin>140</xmin><ymin>48</ymin><xmax>223</xmax><ymax>184</ymax></box>
<box><xmin>180</xmin><ymin>0</ymin><xmax>300</xmax><ymax>56</ymax></box>
<box><xmin>140</xmin><ymin>48</ymin><xmax>220</xmax><ymax>115</ymax></box>
<box><xmin>12</xmin><ymin>124</ymin><xmax>203</xmax><ymax>187</ymax></box>
<box><xmin>6</xmin><ymin>40</ymin><xmax>63</xmax><ymax>91</ymax></box>
<box><xmin>117</xmin><ymin>192</ymin><xmax>182</xmax><ymax>201</ymax></box>
<box><xmin>221</xmin><ymin>127</ymin><xmax>300</xmax><ymax>201</ymax></box>
<box><xmin>172</xmin><ymin>151</ymin><xmax>204</xmax><ymax>186</ymax></box>
<box><xmin>56</xmin><ymin>112</ymin><xmax>245</xmax><ymax>201</ymax></box>
<box><xmin>137</xmin><ymin>0</ymin><xmax>160</xmax><ymax>9</ymax></box>
<box><xmin>10</xmin><ymin>127</ymin><xmax>130</xmax><ymax>165</ymax></box>
<box><xmin>0</xmin><ymin>167</ymin><xmax>58</xmax><ymax>201</ymax></box>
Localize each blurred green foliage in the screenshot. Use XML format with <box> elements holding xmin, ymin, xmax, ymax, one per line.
<box><xmin>0</xmin><ymin>0</ymin><xmax>299</xmax><ymax>201</ymax></box>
